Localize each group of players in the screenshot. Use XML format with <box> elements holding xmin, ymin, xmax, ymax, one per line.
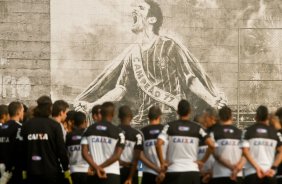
<box><xmin>0</xmin><ymin>95</ymin><xmax>282</xmax><ymax>184</ymax></box>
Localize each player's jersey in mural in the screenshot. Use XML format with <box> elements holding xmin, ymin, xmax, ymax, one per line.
<box><xmin>158</xmin><ymin>120</ymin><xmax>209</xmax><ymax>172</ymax></box>
<box><xmin>117</xmin><ymin>37</ymin><xmax>197</xmax><ymax>123</ymax></box>
<box><xmin>81</xmin><ymin>121</ymin><xmax>125</xmax><ymax>175</ymax></box>
<box><xmin>76</xmin><ymin>36</ymin><xmax>220</xmax><ymax>125</ymax></box>
<box><xmin>241</xmin><ymin>123</ymin><xmax>282</xmax><ymax>176</ymax></box>
<box><xmin>210</xmin><ymin>124</ymin><xmax>242</xmax><ymax>178</ymax></box>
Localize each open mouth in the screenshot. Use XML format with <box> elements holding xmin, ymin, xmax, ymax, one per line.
<box><xmin>132</xmin><ymin>12</ymin><xmax>138</xmax><ymax>24</ymax></box>
<box><xmin>133</xmin><ymin>16</ymin><xmax>137</xmax><ymax>24</ymax></box>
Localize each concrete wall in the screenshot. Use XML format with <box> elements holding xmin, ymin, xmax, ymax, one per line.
<box><xmin>0</xmin><ymin>0</ymin><xmax>50</xmax><ymax>106</ymax></box>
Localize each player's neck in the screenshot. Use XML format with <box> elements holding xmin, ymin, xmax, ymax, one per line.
<box><xmin>221</xmin><ymin>120</ymin><xmax>232</xmax><ymax>125</ymax></box>
<box><xmin>53</xmin><ymin>116</ymin><xmax>63</xmax><ymax>124</ymax></box>
<box><xmin>121</xmin><ymin>120</ymin><xmax>131</xmax><ymax>126</ymax></box>
<box><xmin>258</xmin><ymin>120</ymin><xmax>268</xmax><ymax>126</ymax></box>
<box><xmin>139</xmin><ymin>30</ymin><xmax>158</xmax><ymax>50</ymax></box>
<box><xmin>10</xmin><ymin>116</ymin><xmax>20</xmax><ymax>123</ymax></box>
<box><xmin>102</xmin><ymin>117</ymin><xmax>113</xmax><ymax>123</ymax></box>
<box><xmin>150</xmin><ymin>120</ymin><xmax>160</xmax><ymax>125</ymax></box>
<box><xmin>179</xmin><ymin>115</ymin><xmax>190</xmax><ymax>121</ymax></box>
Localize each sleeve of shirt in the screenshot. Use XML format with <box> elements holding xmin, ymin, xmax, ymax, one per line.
<box><xmin>240</xmin><ymin>129</ymin><xmax>250</xmax><ymax>148</ymax></box>
<box><xmin>55</xmin><ymin>124</ymin><xmax>69</xmax><ymax>171</ymax></box>
<box><xmin>209</xmin><ymin>131</ymin><xmax>218</xmax><ymax>147</ymax></box>
<box><xmin>134</xmin><ymin>132</ymin><xmax>143</xmax><ymax>151</ymax></box>
<box><xmin>21</xmin><ymin>123</ymin><xmax>28</xmax><ymax>171</ymax></box>
<box><xmin>116</xmin><ymin>129</ymin><xmax>126</xmax><ymax>149</ymax></box>
<box><xmin>158</xmin><ymin>124</ymin><xmax>170</xmax><ymax>141</ymax></box>
<box><xmin>276</xmin><ymin>130</ymin><xmax>282</xmax><ymax>147</ymax></box>
<box><xmin>81</xmin><ymin>128</ymin><xmax>89</xmax><ymax>145</ymax></box>
<box><xmin>116</xmin><ymin>58</ymin><xmax>131</xmax><ymax>88</ymax></box>
<box><xmin>198</xmin><ymin>127</ymin><xmax>209</xmax><ymax>142</ymax></box>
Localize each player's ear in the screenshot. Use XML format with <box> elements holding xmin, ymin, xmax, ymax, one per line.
<box><xmin>147</xmin><ymin>17</ymin><xmax>157</xmax><ymax>24</ymax></box>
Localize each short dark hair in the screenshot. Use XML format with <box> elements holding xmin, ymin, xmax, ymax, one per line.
<box><xmin>256</xmin><ymin>105</ymin><xmax>268</xmax><ymax>122</ymax></box>
<box><xmin>101</xmin><ymin>102</ymin><xmax>115</xmax><ymax>118</ymax></box>
<box><xmin>73</xmin><ymin>111</ymin><xmax>86</xmax><ymax>127</ymax></box>
<box><xmin>275</xmin><ymin>107</ymin><xmax>282</xmax><ymax>123</ymax></box>
<box><xmin>148</xmin><ymin>106</ymin><xmax>162</xmax><ymax>120</ymax></box>
<box><xmin>92</xmin><ymin>105</ymin><xmax>101</xmax><ymax>116</ymax></box>
<box><xmin>34</xmin><ymin>95</ymin><xmax>52</xmax><ymax>118</ymax></box>
<box><xmin>177</xmin><ymin>100</ymin><xmax>191</xmax><ymax>116</ymax></box>
<box><xmin>52</xmin><ymin>100</ymin><xmax>69</xmax><ymax>117</ymax></box>
<box><xmin>145</xmin><ymin>0</ymin><xmax>163</xmax><ymax>35</ymax></box>
<box><xmin>66</xmin><ymin>110</ymin><xmax>76</xmax><ymax>122</ymax></box>
<box><xmin>204</xmin><ymin>108</ymin><xmax>218</xmax><ymax>118</ymax></box>
<box><xmin>0</xmin><ymin>105</ymin><xmax>8</xmax><ymax>119</ymax></box>
<box><xmin>8</xmin><ymin>101</ymin><xmax>23</xmax><ymax>117</ymax></box>
<box><xmin>118</xmin><ymin>105</ymin><xmax>133</xmax><ymax>120</ymax></box>
<box><xmin>218</xmin><ymin>106</ymin><xmax>232</xmax><ymax>122</ymax></box>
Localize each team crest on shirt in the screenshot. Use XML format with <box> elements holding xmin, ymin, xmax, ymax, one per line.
<box><xmin>224</xmin><ymin>129</ymin><xmax>234</xmax><ymax>133</ymax></box>
<box><xmin>96</xmin><ymin>125</ymin><xmax>107</xmax><ymax>131</ymax></box>
<box><xmin>149</xmin><ymin>129</ymin><xmax>160</xmax><ymax>135</ymax></box>
<box><xmin>72</xmin><ymin>136</ymin><xmax>82</xmax><ymax>141</ymax></box>
<box><xmin>257</xmin><ymin>128</ymin><xmax>267</xmax><ymax>134</ymax></box>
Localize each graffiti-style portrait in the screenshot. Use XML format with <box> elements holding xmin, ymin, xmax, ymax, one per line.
<box><xmin>74</xmin><ymin>0</ymin><xmax>227</xmax><ymax>125</ymax></box>
<box><xmin>51</xmin><ymin>0</ymin><xmax>282</xmax><ymax>127</ymax></box>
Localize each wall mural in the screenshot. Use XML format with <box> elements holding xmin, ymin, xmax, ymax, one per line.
<box><xmin>51</xmin><ymin>0</ymin><xmax>282</xmax><ymax>127</ymax></box>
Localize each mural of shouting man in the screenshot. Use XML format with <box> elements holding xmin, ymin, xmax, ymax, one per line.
<box><xmin>75</xmin><ymin>0</ymin><xmax>227</xmax><ymax>126</ymax></box>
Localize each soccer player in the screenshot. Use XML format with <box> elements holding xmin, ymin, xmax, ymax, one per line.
<box><xmin>0</xmin><ymin>105</ymin><xmax>9</xmax><ymax>182</ymax></box>
<box><xmin>21</xmin><ymin>96</ymin><xmax>71</xmax><ymax>184</ymax></box>
<box><xmin>91</xmin><ymin>105</ymin><xmax>102</xmax><ymax>124</ymax></box>
<box><xmin>0</xmin><ymin>105</ymin><xmax>9</xmax><ymax>125</ymax></box>
<box><xmin>140</xmin><ymin>106</ymin><xmax>165</xmax><ymax>184</ymax></box>
<box><xmin>156</xmin><ymin>100</ymin><xmax>215</xmax><ymax>184</ymax></box>
<box><xmin>196</xmin><ymin>113</ymin><xmax>214</xmax><ymax>184</ymax></box>
<box><xmin>210</xmin><ymin>106</ymin><xmax>244</xmax><ymax>184</ymax></box>
<box><xmin>270</xmin><ymin>107</ymin><xmax>282</xmax><ymax>183</ymax></box>
<box><xmin>202</xmin><ymin>108</ymin><xmax>218</xmax><ymax>132</ymax></box>
<box><xmin>66</xmin><ymin>111</ymin><xmax>89</xmax><ymax>184</ymax></box>
<box><xmin>52</xmin><ymin>100</ymin><xmax>70</xmax><ymax>141</ymax></box>
<box><xmin>81</xmin><ymin>102</ymin><xmax>125</xmax><ymax>184</ymax></box>
<box><xmin>5</xmin><ymin>102</ymin><xmax>25</xmax><ymax>184</ymax></box>
<box><xmin>118</xmin><ymin>105</ymin><xmax>143</xmax><ymax>184</ymax></box>
<box><xmin>241</xmin><ymin>106</ymin><xmax>282</xmax><ymax>184</ymax></box>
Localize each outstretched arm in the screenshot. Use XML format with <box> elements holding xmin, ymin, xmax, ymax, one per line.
<box><xmin>189</xmin><ymin>78</ymin><xmax>226</xmax><ymax>109</ymax></box>
<box><xmin>75</xmin><ymin>85</ymin><xmax>126</xmax><ymax>111</ymax></box>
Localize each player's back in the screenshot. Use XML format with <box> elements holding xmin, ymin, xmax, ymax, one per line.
<box><xmin>242</xmin><ymin>122</ymin><xmax>281</xmax><ymax>175</ymax></box>
<box><xmin>81</xmin><ymin>121</ymin><xmax>125</xmax><ymax>174</ymax></box>
<box><xmin>158</xmin><ymin>120</ymin><xmax>208</xmax><ymax>172</ymax></box>
<box><xmin>66</xmin><ymin>128</ymin><xmax>88</xmax><ymax>173</ymax></box>
<box><xmin>141</xmin><ymin>124</ymin><xmax>165</xmax><ymax>175</ymax></box>
<box><xmin>22</xmin><ymin>117</ymin><xmax>69</xmax><ymax>176</ymax></box>
<box><xmin>211</xmin><ymin>124</ymin><xmax>242</xmax><ymax>178</ymax></box>
<box><xmin>119</xmin><ymin>125</ymin><xmax>142</xmax><ymax>163</ymax></box>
